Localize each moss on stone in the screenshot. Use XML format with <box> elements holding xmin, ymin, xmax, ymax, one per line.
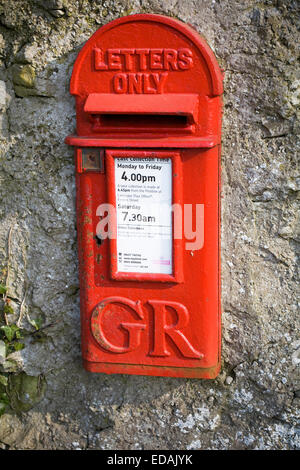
<box><xmin>13</xmin><ymin>85</ymin><xmax>39</xmax><ymax>98</ymax></box>
<box><xmin>7</xmin><ymin>372</ymin><xmax>46</xmax><ymax>413</ymax></box>
<box><xmin>12</xmin><ymin>64</ymin><xmax>35</xmax><ymax>88</ymax></box>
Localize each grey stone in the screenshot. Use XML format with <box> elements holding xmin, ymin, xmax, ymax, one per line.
<box><xmin>15</xmin><ymin>44</ymin><xmax>39</xmax><ymax>65</ymax></box>
<box><xmin>49</xmin><ymin>9</ymin><xmax>65</xmax><ymax>18</ymax></box>
<box><xmin>34</xmin><ymin>0</ymin><xmax>64</xmax><ymax>10</ymax></box>
<box><xmin>0</xmin><ymin>81</ymin><xmax>7</xmax><ymax>111</ymax></box>
<box><xmin>0</xmin><ymin>340</ymin><xmax>6</xmax><ymax>364</ymax></box>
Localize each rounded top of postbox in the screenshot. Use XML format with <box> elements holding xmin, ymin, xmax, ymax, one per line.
<box><xmin>67</xmin><ymin>14</ymin><xmax>223</xmax><ymax>143</ymax></box>
<box><xmin>70</xmin><ymin>14</ymin><xmax>223</xmax><ymax>97</ymax></box>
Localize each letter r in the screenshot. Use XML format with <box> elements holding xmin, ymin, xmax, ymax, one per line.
<box><xmin>148</xmin><ymin>300</ymin><xmax>203</xmax><ymax>358</ymax></box>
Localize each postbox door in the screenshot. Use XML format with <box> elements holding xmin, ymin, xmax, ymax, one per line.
<box><xmin>75</xmin><ymin>145</ymin><xmax>220</xmax><ymax>378</ymax></box>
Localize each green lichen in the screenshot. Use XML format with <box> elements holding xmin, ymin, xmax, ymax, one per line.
<box><xmin>6</xmin><ymin>372</ymin><xmax>46</xmax><ymax>413</ymax></box>
<box><xmin>12</xmin><ymin>64</ymin><xmax>35</xmax><ymax>88</ymax></box>
<box><xmin>13</xmin><ymin>85</ymin><xmax>39</xmax><ymax>98</ymax></box>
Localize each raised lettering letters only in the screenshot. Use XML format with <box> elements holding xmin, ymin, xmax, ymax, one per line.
<box><xmin>93</xmin><ymin>47</ymin><xmax>193</xmax><ymax>94</ymax></box>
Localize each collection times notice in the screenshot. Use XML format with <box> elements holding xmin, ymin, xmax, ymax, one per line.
<box><xmin>115</xmin><ymin>156</ymin><xmax>173</xmax><ymax>275</ymax></box>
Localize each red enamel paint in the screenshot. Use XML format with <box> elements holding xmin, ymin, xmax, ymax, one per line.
<box><xmin>65</xmin><ymin>14</ymin><xmax>223</xmax><ymax>378</ymax></box>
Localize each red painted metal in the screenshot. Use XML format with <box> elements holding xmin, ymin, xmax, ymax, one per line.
<box><xmin>65</xmin><ymin>14</ymin><xmax>223</xmax><ymax>379</ymax></box>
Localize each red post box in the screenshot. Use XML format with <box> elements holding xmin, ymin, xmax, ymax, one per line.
<box><xmin>65</xmin><ymin>14</ymin><xmax>223</xmax><ymax>379</ymax></box>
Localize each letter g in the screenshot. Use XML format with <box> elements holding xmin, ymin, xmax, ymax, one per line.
<box><xmin>91</xmin><ymin>296</ymin><xmax>146</xmax><ymax>353</ymax></box>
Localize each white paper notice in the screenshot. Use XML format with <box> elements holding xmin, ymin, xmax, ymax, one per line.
<box><xmin>115</xmin><ymin>156</ymin><xmax>173</xmax><ymax>274</ymax></box>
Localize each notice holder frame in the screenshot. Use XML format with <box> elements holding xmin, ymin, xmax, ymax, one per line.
<box><xmin>105</xmin><ymin>149</ymin><xmax>183</xmax><ymax>283</ymax></box>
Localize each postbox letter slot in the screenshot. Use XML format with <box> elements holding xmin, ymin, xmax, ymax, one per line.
<box><xmin>84</xmin><ymin>93</ymin><xmax>198</xmax><ymax>132</ymax></box>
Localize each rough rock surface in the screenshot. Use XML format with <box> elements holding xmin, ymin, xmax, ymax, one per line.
<box><xmin>0</xmin><ymin>0</ymin><xmax>299</xmax><ymax>450</ymax></box>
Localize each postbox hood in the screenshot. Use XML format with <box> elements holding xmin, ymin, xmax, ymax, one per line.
<box><xmin>67</xmin><ymin>14</ymin><xmax>223</xmax><ymax>144</ymax></box>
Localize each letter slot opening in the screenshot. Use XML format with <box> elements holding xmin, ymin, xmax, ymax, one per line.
<box><xmin>84</xmin><ymin>93</ymin><xmax>198</xmax><ymax>134</ymax></box>
<box><xmin>91</xmin><ymin>113</ymin><xmax>190</xmax><ymax>132</ymax></box>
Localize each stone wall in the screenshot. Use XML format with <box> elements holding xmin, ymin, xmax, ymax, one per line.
<box><xmin>0</xmin><ymin>0</ymin><xmax>299</xmax><ymax>450</ymax></box>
